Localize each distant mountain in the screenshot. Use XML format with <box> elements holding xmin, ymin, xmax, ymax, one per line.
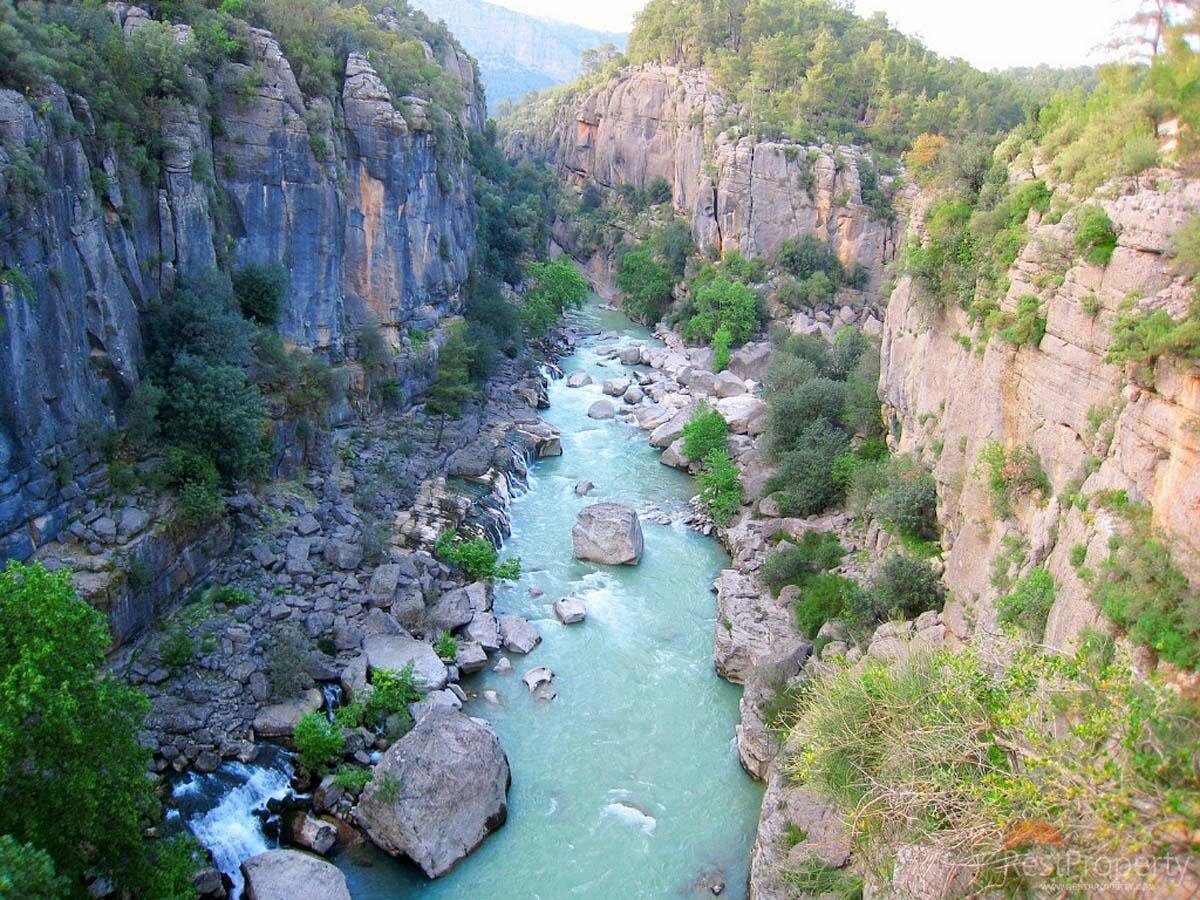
<box><xmin>409</xmin><ymin>0</ymin><xmax>627</xmax><ymax>110</ymax></box>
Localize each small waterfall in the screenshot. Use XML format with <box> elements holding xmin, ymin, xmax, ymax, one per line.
<box><xmin>171</xmin><ymin>746</ymin><xmax>294</xmax><ymax>900</ymax></box>
<box><xmin>321</xmin><ymin>683</ymin><xmax>344</xmax><ymax>723</ymax></box>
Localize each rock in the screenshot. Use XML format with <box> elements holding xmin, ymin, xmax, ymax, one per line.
<box><xmin>430</xmin><ymin>586</ymin><xmax>475</xmax><ymax>631</ymax></box>
<box><xmin>713</xmin><ymin>371</ymin><xmax>748</xmax><ymax>398</ymax></box>
<box><xmin>252</xmin><ymin>689</ymin><xmax>323</xmax><ymax>738</ymax></box>
<box><xmin>622</xmin><ymin>385</ymin><xmax>644</xmax><ymax>404</ymax></box>
<box><xmin>553</xmin><ymin>597</ymin><xmax>586</xmax><ymax>624</ymax></box>
<box><xmin>714</xmin><ymin>395</ymin><xmax>767</xmax><ymax>435</ymax></box>
<box><xmin>362</xmin><ymin>634</ymin><xmax>449</xmax><ymax>691</ymax></box>
<box><xmin>648</xmin><ymin>402</ymin><xmax>697</xmax><ymax>448</ymax></box>
<box><xmin>572</xmin><ymin>503</ymin><xmax>644</xmax><ymax>565</ymax></box>
<box><xmin>587</xmin><ymin>399</ymin><xmax>616</xmax><ymax>420</ymax></box>
<box><xmin>660</xmin><ymin>439</ymin><xmax>691</xmax><ymax>471</ymax></box>
<box><xmin>117</xmin><ymin>506</ymin><xmax>150</xmax><ymax>539</ymax></box>
<box><xmin>368</xmin><ymin>564</ymin><xmax>403</xmax><ymax>600</ymax></box>
<box><xmin>521</xmin><ymin>666</ymin><xmax>554</xmax><ymax>691</ymax></box>
<box><xmin>498</xmin><ymin>614</ymin><xmax>541</xmax><ymax>654</ymax></box>
<box><xmin>493</xmin><ymin>657</ymin><xmax>513</xmax><ymax>674</ymax></box>
<box><xmin>617</xmin><ymin>346</ymin><xmax>643</xmax><ymax>365</ymax></box>
<box><xmin>285</xmin><ymin>537</ymin><xmax>310</xmax><ymax>562</ymax></box>
<box><xmin>194</xmin><ymin>750</ymin><xmax>222</xmax><ymax>773</ymax></box>
<box><xmin>241</xmin><ymin>849</ymin><xmax>349</xmax><ymax>900</ymax></box>
<box><xmin>566</xmin><ymin>371</ymin><xmax>592</xmax><ymax>388</ymax></box>
<box><xmin>191</xmin><ymin>867</ymin><xmax>224</xmax><ymax>897</ymax></box>
<box><xmin>92</xmin><ymin>516</ymin><xmax>117</xmax><ymax>543</ymax></box>
<box><xmin>465</xmin><ymin>612</ymin><xmax>501</xmax><ymax>651</ymax></box>
<box><xmin>454</xmin><ymin>641</ymin><xmax>489</xmax><ymax>673</ymax></box>
<box><xmin>324</xmin><ymin>539</ymin><xmax>364</xmax><ymax>570</ymax></box>
<box><xmin>574</xmin><ymin>480</ymin><xmax>594</xmax><ymax>496</ymax></box>
<box><xmin>602</xmin><ymin>377</ymin><xmax>630</xmax><ymax>396</ymax></box>
<box><xmin>339</xmin><ymin>655</ymin><xmax>368</xmax><ymax>701</ymax></box>
<box><xmin>352</xmin><ymin>707</ymin><xmax>509</xmax><ymax>878</ymax></box>
<box><xmin>295</xmin><ymin>513</ymin><xmax>320</xmax><ymax>536</ymax></box>
<box><xmin>294</xmin><ymin>814</ymin><xmax>338</xmax><ymax>855</ymax></box>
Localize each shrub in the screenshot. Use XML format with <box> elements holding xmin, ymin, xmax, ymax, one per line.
<box><xmin>793</xmin><ymin>574</ymin><xmax>860</xmax><ymax>639</ymax></box>
<box><xmin>364</xmin><ymin>664</ymin><xmax>422</xmax><ymax>736</ymax></box>
<box><xmin>434</xmin><ymin>631</ymin><xmax>458</xmax><ymax>660</ymax></box>
<box><xmin>618</xmin><ymin>248</ymin><xmax>675</xmax><ymax>324</ymax></box>
<box><xmin>232</xmin><ymin>262</ymin><xmax>288</xmax><ymax>325</ymax></box>
<box><xmin>523</xmin><ymin>258</ymin><xmax>588</xmax><ymax>337</ymax></box>
<box><xmin>1074</xmin><ymin>204</ymin><xmax>1118</xmax><ymax>267</ymax></box>
<box><xmin>160</xmin><ymin>626</ymin><xmax>196</xmax><ymax>672</ymax></box>
<box><xmin>435</xmin><ymin>531</ymin><xmax>521</xmax><ymax>581</ymax></box>
<box><xmin>293</xmin><ymin>712</ymin><xmax>345</xmax><ymax>772</ymax></box>
<box><xmin>697</xmin><ymin>448</ymin><xmax>743</xmax><ymax>524</ymax></box>
<box><xmin>854</xmin><ymin>553</ymin><xmax>943</xmax><ymax>624</ymax></box>
<box><xmin>776</xmin><ymin>235</ymin><xmax>844</xmax><ymax>283</ymax></box>
<box><xmin>681</xmin><ymin>404</ymin><xmax>728</xmax><ymax>461</ymax></box>
<box><xmin>209</xmin><ymin>585</ymin><xmax>254</xmax><ymax>607</ymax></box>
<box><xmin>762</xmin><ymin>531</ymin><xmax>846</xmax><ymax>596</ymax></box>
<box><xmin>333</xmin><ymin>766</ymin><xmax>373</xmax><ymax>792</ymax></box>
<box><xmin>996</xmin><ymin>566</ymin><xmax>1056</xmax><ymax>640</ymax></box>
<box><xmin>1120</xmin><ymin>133</ymin><xmax>1159</xmax><ymax>176</ymax></box>
<box><xmin>265</xmin><ymin>623</ymin><xmax>314</xmax><ymax>699</ymax></box>
<box><xmin>869</xmin><ymin>460</ymin><xmax>938</xmax><ymax>541</ymax></box>
<box><xmin>977</xmin><ymin>442</ymin><xmax>1051</xmax><ymax>517</ymax></box>
<box><xmin>1105</xmin><ymin>306</ymin><xmax>1200</xmax><ymax>382</ymax></box>
<box><xmin>711</xmin><ymin>324</ymin><xmax>732</xmax><ymax>371</ymax></box>
<box><xmin>764</xmin><ymin>378</ymin><xmax>847</xmax><ymax>455</ymax></box>
<box><xmin>766</xmin><ymin>422</ymin><xmax>850</xmax><ymax>516</ymax></box>
<box><xmin>177</xmin><ymin>480</ymin><xmax>226</xmax><ymax>527</ymax></box>
<box><xmin>682</xmin><ymin>276</ymin><xmax>759</xmax><ymax>345</ymax></box>
<box><xmin>0</xmin><ymin>835</ymin><xmax>66</xmax><ymax>899</ymax></box>
<box><xmin>998</xmin><ymin>294</ymin><xmax>1047</xmax><ymax>347</ymax></box>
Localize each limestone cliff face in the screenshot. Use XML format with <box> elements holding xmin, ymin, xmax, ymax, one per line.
<box><xmin>0</xmin><ymin>6</ymin><xmax>484</xmax><ymax>560</ymax></box>
<box><xmin>880</xmin><ymin>173</ymin><xmax>1200</xmax><ymax>660</ymax></box>
<box><xmin>509</xmin><ymin>65</ymin><xmax>900</xmax><ymax>296</ymax></box>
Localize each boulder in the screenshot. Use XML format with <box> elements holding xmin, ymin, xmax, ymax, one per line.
<box><xmin>623</xmin><ymin>385</ymin><xmax>645</xmax><ymax>404</ymax></box>
<box><xmin>617</xmin><ymin>346</ymin><xmax>644</xmax><ymax>365</ymax></box>
<box><xmin>352</xmin><ymin>707</ymin><xmax>509</xmax><ymax>878</ymax></box>
<box><xmin>713</xmin><ymin>371</ymin><xmax>748</xmax><ymax>397</ymax></box>
<box><xmin>252</xmin><ymin>689</ymin><xmax>323</xmax><ymax>738</ymax></box>
<box><xmin>587</xmin><ymin>400</ymin><xmax>616</xmax><ymax>420</ymax></box>
<box><xmin>362</xmin><ymin>634</ymin><xmax>449</xmax><ymax>691</ymax></box>
<box><xmin>368</xmin><ymin>564</ymin><xmax>403</xmax><ymax>600</ymax></box>
<box><xmin>498</xmin><ymin>614</ymin><xmax>540</xmax><ymax>654</ymax></box>
<box><xmin>293</xmin><ymin>814</ymin><xmax>338</xmax><ymax>855</ymax></box>
<box><xmin>715</xmin><ymin>395</ymin><xmax>767</xmax><ymax>435</ymax></box>
<box><xmin>324</xmin><ymin>539</ymin><xmax>364</xmax><ymax>570</ymax></box>
<box><xmin>660</xmin><ymin>439</ymin><xmax>691</xmax><ymax>471</ymax></box>
<box><xmin>602</xmin><ymin>377</ymin><xmax>630</xmax><ymax>396</ymax></box>
<box><xmin>648</xmin><ymin>403</ymin><xmax>697</xmax><ymax>448</ymax></box>
<box><xmin>566</xmin><ymin>371</ymin><xmax>592</xmax><ymax>388</ymax></box>
<box><xmin>553</xmin><ymin>597</ymin><xmax>586</xmax><ymax>624</ymax></box>
<box><xmin>574</xmin><ymin>480</ymin><xmax>594</xmax><ymax>496</ymax></box>
<box><xmin>522</xmin><ymin>666</ymin><xmax>554</xmax><ymax>691</ymax></box>
<box><xmin>117</xmin><ymin>506</ymin><xmax>150</xmax><ymax>539</ymax></box>
<box><xmin>465</xmin><ymin>612</ymin><xmax>501</xmax><ymax>651</ymax></box>
<box><xmin>241</xmin><ymin>850</ymin><xmax>349</xmax><ymax>900</ymax></box>
<box><xmin>429</xmin><ymin>587</ymin><xmax>474</xmax><ymax>631</ymax></box>
<box><xmin>454</xmin><ymin>641</ymin><xmax>489</xmax><ymax>674</ymax></box>
<box><xmin>572</xmin><ymin>503</ymin><xmax>644</xmax><ymax>565</ymax></box>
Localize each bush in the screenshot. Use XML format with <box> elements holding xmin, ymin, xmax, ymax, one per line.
<box><xmin>265</xmin><ymin>623</ymin><xmax>314</xmax><ymax>699</ymax></box>
<box><xmin>711</xmin><ymin>324</ymin><xmax>732</xmax><ymax>372</ymax></box>
<box><xmin>177</xmin><ymin>480</ymin><xmax>226</xmax><ymax>527</ymax></box>
<box><xmin>766</xmin><ymin>422</ymin><xmax>851</xmax><ymax>516</ymax></box>
<box><xmin>233</xmin><ymin>262</ymin><xmax>288</xmax><ymax>325</ymax></box>
<box><xmin>854</xmin><ymin>553</ymin><xmax>943</xmax><ymax>624</ymax></box>
<box><xmin>160</xmin><ymin>626</ymin><xmax>196</xmax><ymax>672</ymax></box>
<box><xmin>996</xmin><ymin>566</ymin><xmax>1056</xmax><ymax>640</ymax></box>
<box><xmin>681</xmin><ymin>404</ymin><xmax>728</xmax><ymax>461</ymax></box>
<box><xmin>1106</xmin><ymin>306</ymin><xmax>1200</xmax><ymax>381</ymax></box>
<box><xmin>1120</xmin><ymin>133</ymin><xmax>1159</xmax><ymax>176</ymax></box>
<box><xmin>762</xmin><ymin>530</ymin><xmax>846</xmax><ymax>596</ymax></box>
<box><xmin>0</xmin><ymin>835</ymin><xmax>67</xmax><ymax>899</ymax></box>
<box><xmin>435</xmin><ymin>531</ymin><xmax>521</xmax><ymax>581</ymax></box>
<box><xmin>523</xmin><ymin>258</ymin><xmax>588</xmax><ymax>337</ymax></box>
<box><xmin>793</xmin><ymin>574</ymin><xmax>860</xmax><ymax>639</ymax></box>
<box><xmin>1074</xmin><ymin>204</ymin><xmax>1118</xmax><ymax>267</ymax></box>
<box><xmin>682</xmin><ymin>276</ymin><xmax>759</xmax><ymax>345</ymax></box>
<box><xmin>364</xmin><ymin>664</ymin><xmax>422</xmax><ymax>736</ymax></box>
<box><xmin>697</xmin><ymin>448</ymin><xmax>743</xmax><ymax>524</ymax></box>
<box><xmin>997</xmin><ymin>294</ymin><xmax>1047</xmax><ymax>347</ymax></box>
<box><xmin>333</xmin><ymin>766</ymin><xmax>373</xmax><ymax>792</ymax></box>
<box><xmin>618</xmin><ymin>248</ymin><xmax>675</xmax><ymax>324</ymax></box>
<box><xmin>209</xmin><ymin>585</ymin><xmax>254</xmax><ymax>607</ymax></box>
<box><xmin>869</xmin><ymin>460</ymin><xmax>938</xmax><ymax>541</ymax></box>
<box><xmin>293</xmin><ymin>712</ymin><xmax>345</xmax><ymax>772</ymax></box>
<box><xmin>776</xmin><ymin>235</ymin><xmax>844</xmax><ymax>283</ymax></box>
<box><xmin>977</xmin><ymin>441</ymin><xmax>1051</xmax><ymax>517</ymax></box>
<box><xmin>765</xmin><ymin>378</ymin><xmax>847</xmax><ymax>455</ymax></box>
<box><xmin>434</xmin><ymin>631</ymin><xmax>458</xmax><ymax>660</ymax></box>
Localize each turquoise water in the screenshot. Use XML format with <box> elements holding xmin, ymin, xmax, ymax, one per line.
<box><xmin>335</xmin><ymin>300</ymin><xmax>763</xmax><ymax>898</ymax></box>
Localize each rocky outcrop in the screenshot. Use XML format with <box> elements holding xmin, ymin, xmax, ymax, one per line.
<box><xmin>880</xmin><ymin>172</ymin><xmax>1200</xmax><ymax>658</ymax></box>
<box><xmin>0</xmin><ymin>5</ymin><xmax>483</xmax><ymax>563</ymax></box>
<box><xmin>572</xmin><ymin>502</ymin><xmax>645</xmax><ymax>565</ymax></box>
<box><xmin>241</xmin><ymin>849</ymin><xmax>351</xmax><ymax>900</ymax></box>
<box><xmin>353</xmin><ymin>705</ymin><xmax>510</xmax><ymax>878</ymax></box>
<box><xmin>508</xmin><ymin>64</ymin><xmax>902</xmax><ymax>297</ymax></box>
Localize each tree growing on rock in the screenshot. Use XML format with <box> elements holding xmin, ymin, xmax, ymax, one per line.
<box><xmin>425</xmin><ymin>321</ymin><xmax>478</xmax><ymax>448</ymax></box>
<box><xmin>521</xmin><ymin>258</ymin><xmax>588</xmax><ymax>337</ymax></box>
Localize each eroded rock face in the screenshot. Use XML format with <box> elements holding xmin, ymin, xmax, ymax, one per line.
<box><xmin>353</xmin><ymin>706</ymin><xmax>510</xmax><ymax>878</ymax></box>
<box><xmin>572</xmin><ymin>503</ymin><xmax>645</xmax><ymax>565</ymax></box>
<box><xmin>241</xmin><ymin>849</ymin><xmax>350</xmax><ymax>900</ymax></box>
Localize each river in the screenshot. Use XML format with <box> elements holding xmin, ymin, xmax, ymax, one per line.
<box><xmin>182</xmin><ymin>297</ymin><xmax>764</xmax><ymax>898</ymax></box>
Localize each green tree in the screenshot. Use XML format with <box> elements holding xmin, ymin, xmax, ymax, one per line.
<box><xmin>618</xmin><ymin>248</ymin><xmax>675</xmax><ymax>323</ymax></box>
<box><xmin>683</xmin><ymin>276</ymin><xmax>759</xmax><ymax>345</ymax></box>
<box><xmin>0</xmin><ymin>563</ymin><xmax>158</xmax><ymax>892</ymax></box>
<box><xmin>681</xmin><ymin>404</ymin><xmax>729</xmax><ymax>460</ymax></box>
<box><xmin>232</xmin><ymin>262</ymin><xmax>288</xmax><ymax>325</ymax></box>
<box><xmin>0</xmin><ymin>835</ymin><xmax>66</xmax><ymax>899</ymax></box>
<box><xmin>425</xmin><ymin>321</ymin><xmax>478</xmax><ymax>447</ymax></box>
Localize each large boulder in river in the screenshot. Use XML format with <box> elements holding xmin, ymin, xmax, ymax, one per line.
<box><xmin>362</xmin><ymin>634</ymin><xmax>448</xmax><ymax>691</ymax></box>
<box><xmin>242</xmin><ymin>849</ymin><xmax>350</xmax><ymax>900</ymax></box>
<box><xmin>353</xmin><ymin>706</ymin><xmax>510</xmax><ymax>878</ymax></box>
<box><xmin>587</xmin><ymin>399</ymin><xmax>616</xmax><ymax>420</ymax></box>
<box><xmin>572</xmin><ymin>503</ymin><xmax>644</xmax><ymax>565</ymax></box>
<box><xmin>252</xmin><ymin>689</ymin><xmax>324</xmax><ymax>738</ymax></box>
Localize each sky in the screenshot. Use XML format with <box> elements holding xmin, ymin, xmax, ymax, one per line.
<box><xmin>486</xmin><ymin>0</ymin><xmax>1142</xmax><ymax>70</ymax></box>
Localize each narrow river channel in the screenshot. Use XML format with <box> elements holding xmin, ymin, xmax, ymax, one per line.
<box><xmin>185</xmin><ymin>297</ymin><xmax>764</xmax><ymax>898</ymax></box>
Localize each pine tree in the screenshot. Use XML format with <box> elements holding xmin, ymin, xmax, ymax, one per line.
<box><xmin>426</xmin><ymin>321</ymin><xmax>478</xmax><ymax>448</ymax></box>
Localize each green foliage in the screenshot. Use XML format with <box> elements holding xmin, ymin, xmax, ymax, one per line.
<box><xmin>141</xmin><ymin>834</ymin><xmax>203</xmax><ymax>900</ymax></box>
<box><xmin>868</xmin><ymin>459</ymin><xmax>938</xmax><ymax>542</ymax></box>
<box><xmin>762</xmin><ymin>530</ymin><xmax>846</xmax><ymax>596</ymax></box>
<box><xmin>997</xmin><ymin>294</ymin><xmax>1047</xmax><ymax>347</ymax></box>
<box><xmin>617</xmin><ymin>248</ymin><xmax>675</xmax><ymax>324</ymax></box>
<box><xmin>333</xmin><ymin>766</ymin><xmax>373</xmax><ymax>792</ymax></box>
<box><xmin>435</xmin><ymin>531</ymin><xmax>521</xmax><ymax>581</ymax></box>
<box><xmin>711</xmin><ymin>325</ymin><xmax>732</xmax><ymax>372</ymax></box>
<box><xmin>0</xmin><ymin>562</ymin><xmax>157</xmax><ymax>891</ymax></box>
<box><xmin>696</xmin><ymin>448</ymin><xmax>743</xmax><ymax>525</ymax></box>
<box><xmin>1074</xmin><ymin>205</ymin><xmax>1118</xmax><ymax>266</ymax></box>
<box><xmin>0</xmin><ymin>835</ymin><xmax>67</xmax><ymax>899</ymax></box>
<box><xmin>1106</xmin><ymin>305</ymin><xmax>1200</xmax><ymax>382</ymax></box>
<box><xmin>793</xmin><ymin>574</ymin><xmax>860</xmax><ymax>639</ymax></box>
<box><xmin>681</xmin><ymin>404</ymin><xmax>729</xmax><ymax>461</ymax></box>
<box><xmin>232</xmin><ymin>262</ymin><xmax>288</xmax><ymax>325</ymax></box>
<box><xmin>996</xmin><ymin>566</ymin><xmax>1056</xmax><ymax>640</ymax></box>
<box><xmin>765</xmin><ymin>378</ymin><xmax>847</xmax><ymax>453</ymax></box>
<box><xmin>433</xmin><ymin>631</ymin><xmax>459</xmax><ymax>661</ymax></box>
<box><xmin>625</xmin><ymin>0</ymin><xmax>1030</xmax><ymax>154</ymax></box>
<box><xmin>976</xmin><ymin>441</ymin><xmax>1051</xmax><ymax>518</ymax></box>
<box><xmin>265</xmin><ymin>623</ymin><xmax>314</xmax><ymax>700</ymax></box>
<box><xmin>682</xmin><ymin>276</ymin><xmax>759</xmax><ymax>346</ymax></box>
<box><xmin>788</xmin><ymin>647</ymin><xmax>1200</xmax><ymax>890</ymax></box>
<box><xmin>854</xmin><ymin>553</ymin><xmax>943</xmax><ymax>624</ymax></box>
<box><xmin>464</xmin><ymin>272</ymin><xmax>524</xmax><ymax>373</ymax></box>
<box><xmin>364</xmin><ymin>664</ymin><xmax>422</xmax><ymax>735</ymax></box>
<box><xmin>522</xmin><ymin>258</ymin><xmax>589</xmax><ymax>337</ymax></box>
<box><xmin>293</xmin><ymin>711</ymin><xmax>345</xmax><ymax>772</ymax></box>
<box><xmin>160</xmin><ymin>626</ymin><xmax>197</xmax><ymax>673</ymax></box>
<box><xmin>209</xmin><ymin>584</ymin><xmax>254</xmax><ymax>607</ymax></box>
<box><xmin>766</xmin><ymin>421</ymin><xmax>851</xmax><ymax>516</ymax></box>
<box><xmin>780</xmin><ymin>859</ymin><xmax>863</xmax><ymax>898</ymax></box>
<box><xmin>776</xmin><ymin>236</ymin><xmax>844</xmax><ymax>287</ymax></box>
<box><xmin>425</xmin><ymin>321</ymin><xmax>479</xmax><ymax>446</ymax></box>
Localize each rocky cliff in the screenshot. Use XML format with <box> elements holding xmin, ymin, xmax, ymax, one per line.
<box><xmin>507</xmin><ymin>64</ymin><xmax>901</xmax><ymax>297</ymax></box>
<box><xmin>881</xmin><ymin>171</ymin><xmax>1200</xmax><ymax>666</ymax></box>
<box><xmin>0</xmin><ymin>4</ymin><xmax>484</xmax><ymax>562</ymax></box>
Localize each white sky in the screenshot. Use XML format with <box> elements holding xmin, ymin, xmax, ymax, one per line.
<box><xmin>487</xmin><ymin>0</ymin><xmax>1141</xmax><ymax>70</ymax></box>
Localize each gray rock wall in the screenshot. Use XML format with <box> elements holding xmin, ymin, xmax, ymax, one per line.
<box><xmin>0</xmin><ymin>7</ymin><xmax>483</xmax><ymax>561</ymax></box>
